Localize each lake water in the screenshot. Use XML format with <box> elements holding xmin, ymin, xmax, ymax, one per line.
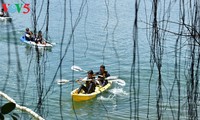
<box><xmin>0</xmin><ymin>0</ymin><xmax>197</xmax><ymax>120</ymax></box>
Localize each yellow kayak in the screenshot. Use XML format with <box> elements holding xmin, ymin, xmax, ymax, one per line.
<box><xmin>71</xmin><ymin>81</ymin><xmax>112</xmax><ymax>102</ymax></box>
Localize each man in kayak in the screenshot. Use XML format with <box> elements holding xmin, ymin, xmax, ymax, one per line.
<box><xmin>35</xmin><ymin>31</ymin><xmax>46</xmax><ymax>44</ymax></box>
<box><xmin>25</xmin><ymin>28</ymin><xmax>31</xmax><ymax>41</ymax></box>
<box><xmin>77</xmin><ymin>70</ymin><xmax>96</xmax><ymax>94</ymax></box>
<box><xmin>95</xmin><ymin>65</ymin><xmax>110</xmax><ymax>87</ymax></box>
<box><xmin>24</xmin><ymin>28</ymin><xmax>35</xmax><ymax>42</ymax></box>
<box><xmin>0</xmin><ymin>9</ymin><xmax>5</xmax><ymax>17</ymax></box>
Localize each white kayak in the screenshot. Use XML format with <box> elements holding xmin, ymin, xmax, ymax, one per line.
<box><xmin>20</xmin><ymin>36</ymin><xmax>53</xmax><ymax>47</ymax></box>
<box><xmin>0</xmin><ymin>17</ymin><xmax>12</xmax><ymax>22</ymax></box>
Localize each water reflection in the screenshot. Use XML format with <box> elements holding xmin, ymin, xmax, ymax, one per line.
<box><xmin>23</xmin><ymin>45</ymin><xmax>53</xmax><ymax>117</ymax></box>
<box><xmin>71</xmin><ymin>99</ymin><xmax>97</xmax><ymax>110</ymax></box>
<box><xmin>25</xmin><ymin>45</ymin><xmax>52</xmax><ymax>56</ymax></box>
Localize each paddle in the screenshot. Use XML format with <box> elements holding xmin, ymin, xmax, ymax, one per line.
<box><xmin>82</xmin><ymin>77</ymin><xmax>125</xmax><ymax>86</ymax></box>
<box><xmin>46</xmin><ymin>40</ymin><xmax>56</xmax><ymax>45</ymax></box>
<box><xmin>71</xmin><ymin>65</ymin><xmax>88</xmax><ymax>72</ymax></box>
<box><xmin>57</xmin><ymin>79</ymin><xmax>89</xmax><ymax>85</ymax></box>
<box><xmin>57</xmin><ymin>79</ymin><xmax>72</xmax><ymax>85</ymax></box>
<box><xmin>57</xmin><ymin>76</ymin><xmax>125</xmax><ymax>87</ymax></box>
<box><xmin>111</xmin><ymin>79</ymin><xmax>126</xmax><ymax>86</ymax></box>
<box><xmin>57</xmin><ymin>77</ymin><xmax>94</xmax><ymax>85</ymax></box>
<box><xmin>80</xmin><ymin>76</ymin><xmax>119</xmax><ymax>82</ymax></box>
<box><xmin>43</xmin><ymin>38</ymin><xmax>56</xmax><ymax>46</ymax></box>
<box><xmin>71</xmin><ymin>65</ymin><xmax>118</xmax><ymax>79</ymax></box>
<box><xmin>70</xmin><ymin>65</ymin><xmax>125</xmax><ymax>86</ymax></box>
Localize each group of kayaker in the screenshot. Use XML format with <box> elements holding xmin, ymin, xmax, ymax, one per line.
<box><xmin>76</xmin><ymin>65</ymin><xmax>110</xmax><ymax>94</ymax></box>
<box><xmin>25</xmin><ymin>28</ymin><xmax>46</xmax><ymax>44</ymax></box>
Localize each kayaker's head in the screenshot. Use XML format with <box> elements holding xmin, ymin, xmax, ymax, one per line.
<box><xmin>38</xmin><ymin>30</ymin><xmax>42</xmax><ymax>35</ymax></box>
<box><xmin>87</xmin><ymin>70</ymin><xmax>94</xmax><ymax>79</ymax></box>
<box><xmin>26</xmin><ymin>28</ymin><xmax>29</xmax><ymax>32</ymax></box>
<box><xmin>1</xmin><ymin>8</ymin><xmax>4</xmax><ymax>12</ymax></box>
<box><xmin>100</xmin><ymin>65</ymin><xmax>105</xmax><ymax>73</ymax></box>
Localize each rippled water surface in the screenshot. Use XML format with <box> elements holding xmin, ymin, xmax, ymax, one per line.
<box><xmin>0</xmin><ymin>0</ymin><xmax>198</xmax><ymax>120</ymax></box>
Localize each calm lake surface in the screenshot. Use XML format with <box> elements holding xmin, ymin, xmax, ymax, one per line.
<box><xmin>0</xmin><ymin>0</ymin><xmax>195</xmax><ymax>120</ymax></box>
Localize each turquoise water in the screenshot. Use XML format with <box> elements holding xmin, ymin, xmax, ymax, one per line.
<box><xmin>0</xmin><ymin>0</ymin><xmax>194</xmax><ymax>120</ymax></box>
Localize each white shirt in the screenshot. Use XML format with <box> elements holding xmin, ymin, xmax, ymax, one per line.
<box><xmin>0</xmin><ymin>11</ymin><xmax>3</xmax><ymax>16</ymax></box>
<box><xmin>25</xmin><ymin>34</ymin><xmax>30</xmax><ymax>38</ymax></box>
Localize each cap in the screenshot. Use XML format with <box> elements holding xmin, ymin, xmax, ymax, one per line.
<box><xmin>100</xmin><ymin>65</ymin><xmax>105</xmax><ymax>69</ymax></box>
<box><xmin>87</xmin><ymin>70</ymin><xmax>94</xmax><ymax>74</ymax></box>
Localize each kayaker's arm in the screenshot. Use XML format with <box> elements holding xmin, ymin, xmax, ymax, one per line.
<box><xmin>76</xmin><ymin>78</ymin><xmax>85</xmax><ymax>84</ymax></box>
<box><xmin>76</xmin><ymin>78</ymin><xmax>92</xmax><ymax>83</ymax></box>
<box><xmin>82</xmin><ymin>79</ymin><xmax>93</xmax><ymax>82</ymax></box>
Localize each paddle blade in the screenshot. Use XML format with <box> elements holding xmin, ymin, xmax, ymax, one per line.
<box><xmin>57</xmin><ymin>79</ymin><xmax>70</xmax><ymax>85</ymax></box>
<box><xmin>71</xmin><ymin>65</ymin><xmax>83</xmax><ymax>72</ymax></box>
<box><xmin>50</xmin><ymin>42</ymin><xmax>56</xmax><ymax>45</ymax></box>
<box><xmin>112</xmin><ymin>79</ymin><xmax>126</xmax><ymax>86</ymax></box>
<box><xmin>43</xmin><ymin>38</ymin><xmax>56</xmax><ymax>45</ymax></box>
<box><xmin>106</xmin><ymin>76</ymin><xmax>118</xmax><ymax>80</ymax></box>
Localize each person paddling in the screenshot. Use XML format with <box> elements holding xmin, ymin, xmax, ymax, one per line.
<box><xmin>35</xmin><ymin>31</ymin><xmax>46</xmax><ymax>44</ymax></box>
<box><xmin>77</xmin><ymin>70</ymin><xmax>96</xmax><ymax>94</ymax></box>
<box><xmin>95</xmin><ymin>65</ymin><xmax>110</xmax><ymax>87</ymax></box>
<box><xmin>25</xmin><ymin>28</ymin><xmax>31</xmax><ymax>41</ymax></box>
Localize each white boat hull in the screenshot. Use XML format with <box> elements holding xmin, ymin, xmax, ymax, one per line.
<box><xmin>20</xmin><ymin>36</ymin><xmax>53</xmax><ymax>47</ymax></box>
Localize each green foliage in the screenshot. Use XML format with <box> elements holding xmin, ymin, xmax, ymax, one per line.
<box><xmin>0</xmin><ymin>102</ymin><xmax>19</xmax><ymax>120</ymax></box>
<box><xmin>1</xmin><ymin>102</ymin><xmax>16</xmax><ymax>114</ymax></box>
<box><xmin>0</xmin><ymin>113</ymin><xmax>4</xmax><ymax>120</ymax></box>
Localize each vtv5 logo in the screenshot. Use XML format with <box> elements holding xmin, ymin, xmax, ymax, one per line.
<box><xmin>2</xmin><ymin>3</ymin><xmax>30</xmax><ymax>14</ymax></box>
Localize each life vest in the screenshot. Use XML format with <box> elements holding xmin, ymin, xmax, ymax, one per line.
<box><xmin>99</xmin><ymin>71</ymin><xmax>109</xmax><ymax>78</ymax></box>
<box><xmin>86</xmin><ymin>77</ymin><xmax>96</xmax><ymax>88</ymax></box>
